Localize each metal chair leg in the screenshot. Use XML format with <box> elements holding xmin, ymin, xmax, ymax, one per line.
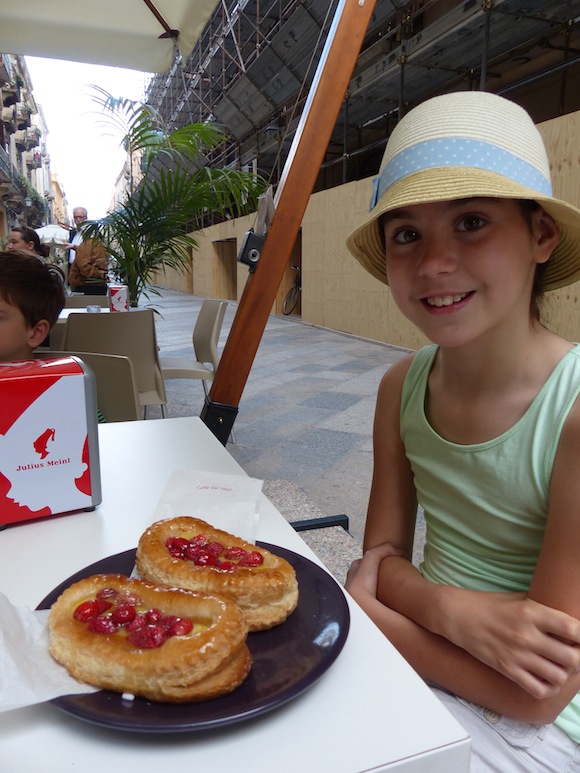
<box><xmin>290</xmin><ymin>514</ymin><xmax>349</xmax><ymax>532</ymax></box>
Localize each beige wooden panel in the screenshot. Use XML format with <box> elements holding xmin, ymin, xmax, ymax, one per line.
<box><xmin>188</xmin><ymin>215</ymin><xmax>252</xmax><ymax>299</ymax></box>
<box><xmin>304</xmin><ymin>178</ymin><xmax>428</xmax><ymax>349</ymax></box>
<box><xmin>152</xmin><ymin>259</ymin><xmax>192</xmax><ymax>293</ymax></box>
<box><xmin>539</xmin><ymin>111</ymin><xmax>580</xmax><ymax>342</ymax></box>
<box><xmin>277</xmin><ymin>235</ymin><xmax>301</xmax><ymax>315</ymax></box>
<box><xmin>213</xmin><ymin>240</ymin><xmax>237</xmax><ymax>299</ymax></box>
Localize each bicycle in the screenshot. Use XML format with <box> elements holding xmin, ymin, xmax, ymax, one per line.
<box><xmin>282</xmin><ymin>265</ymin><xmax>301</xmax><ymax>315</ymax></box>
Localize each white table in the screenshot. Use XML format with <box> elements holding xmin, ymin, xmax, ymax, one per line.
<box><xmin>0</xmin><ymin>418</ymin><xmax>470</xmax><ymax>772</ymax></box>
<box><xmin>58</xmin><ymin>308</ymin><xmax>112</xmax><ymax>319</ymax></box>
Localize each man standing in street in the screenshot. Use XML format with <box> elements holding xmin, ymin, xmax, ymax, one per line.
<box><xmin>68</xmin><ymin>206</ymin><xmax>87</xmax><ymax>268</ymax></box>
<box><xmin>66</xmin><ymin>206</ymin><xmax>109</xmax><ymax>295</ymax></box>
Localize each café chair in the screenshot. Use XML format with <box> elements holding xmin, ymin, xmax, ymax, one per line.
<box><xmin>61</xmin><ymin>309</ymin><xmax>167</xmax><ymax>419</ymax></box>
<box><xmin>159</xmin><ymin>299</ymin><xmax>228</xmax><ymax>399</ymax></box>
<box><xmin>36</xmin><ymin>351</ymin><xmax>141</xmax><ymax>422</ymax></box>
<box><xmin>65</xmin><ymin>294</ymin><xmax>111</xmax><ymax>309</ymax></box>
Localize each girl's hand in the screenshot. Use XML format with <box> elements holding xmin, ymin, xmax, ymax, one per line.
<box><xmin>345</xmin><ymin>542</ymin><xmax>403</xmax><ymax>599</ymax></box>
<box><xmin>439</xmin><ymin>590</ymin><xmax>580</xmax><ymax>698</ymax></box>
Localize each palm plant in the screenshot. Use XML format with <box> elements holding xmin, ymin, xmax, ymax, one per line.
<box><xmin>82</xmin><ymin>87</ymin><xmax>266</xmax><ymax>307</ymax></box>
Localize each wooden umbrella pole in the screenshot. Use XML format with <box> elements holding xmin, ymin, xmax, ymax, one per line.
<box><xmin>201</xmin><ymin>0</ymin><xmax>377</xmax><ymax>444</ymax></box>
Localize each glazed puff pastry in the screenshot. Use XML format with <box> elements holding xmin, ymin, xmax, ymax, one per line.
<box><xmin>49</xmin><ymin>574</ymin><xmax>251</xmax><ymax>703</ymax></box>
<box><xmin>136</xmin><ymin>517</ymin><xmax>299</xmax><ymax>631</ymax></box>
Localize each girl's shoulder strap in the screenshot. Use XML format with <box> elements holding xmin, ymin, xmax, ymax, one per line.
<box><xmin>400</xmin><ymin>344</ymin><xmax>438</xmax><ymax>415</ymax></box>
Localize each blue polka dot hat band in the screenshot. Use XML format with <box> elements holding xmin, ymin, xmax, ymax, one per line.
<box><xmin>346</xmin><ymin>91</ymin><xmax>580</xmax><ymax>291</ymax></box>
<box><xmin>370</xmin><ymin>137</ymin><xmax>553</xmax><ymax>212</ymax></box>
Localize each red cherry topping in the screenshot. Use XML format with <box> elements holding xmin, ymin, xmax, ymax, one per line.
<box><xmin>95</xmin><ymin>599</ymin><xmax>113</xmax><ymax>614</ymax></box>
<box><xmin>206</xmin><ymin>541</ymin><xmax>225</xmax><ymax>556</ymax></box>
<box><xmin>163</xmin><ymin>616</ymin><xmax>194</xmax><ymax>636</ymax></box>
<box><xmin>217</xmin><ymin>561</ymin><xmax>237</xmax><ymax>572</ymax></box>
<box><xmin>111</xmin><ymin>604</ymin><xmax>137</xmax><ymax>625</ymax></box>
<box><xmin>224</xmin><ymin>546</ymin><xmax>247</xmax><ymax>559</ymax></box>
<box><xmin>72</xmin><ymin>591</ymin><xmax>194</xmax><ymax>649</ymax></box>
<box><xmin>126</xmin><ymin>613</ymin><xmax>147</xmax><ymax>632</ymax></box>
<box><xmin>166</xmin><ymin>537</ymin><xmax>189</xmax><ymax>557</ymax></box>
<box><xmin>88</xmin><ymin>616</ymin><xmax>119</xmax><ymax>635</ymax></box>
<box><xmin>194</xmin><ymin>550</ymin><xmax>218</xmax><ymax>566</ymax></box>
<box><xmin>73</xmin><ymin>599</ymin><xmax>101</xmax><ymax>622</ymax></box>
<box><xmin>127</xmin><ymin>624</ymin><xmax>168</xmax><ymax>649</ymax></box>
<box><xmin>166</xmin><ymin>532</ymin><xmax>265</xmax><ymax>570</ymax></box>
<box><xmin>185</xmin><ymin>543</ymin><xmax>201</xmax><ymax>561</ymax></box>
<box><xmin>238</xmin><ymin>551</ymin><xmax>264</xmax><ymax>567</ymax></box>
<box><xmin>145</xmin><ymin>608</ymin><xmax>163</xmax><ymax>623</ymax></box>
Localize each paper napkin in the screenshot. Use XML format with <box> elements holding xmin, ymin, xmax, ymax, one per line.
<box><xmin>153</xmin><ymin>470</ymin><xmax>263</xmax><ymax>542</ymax></box>
<box><xmin>0</xmin><ymin>593</ymin><xmax>98</xmax><ymax>713</ymax></box>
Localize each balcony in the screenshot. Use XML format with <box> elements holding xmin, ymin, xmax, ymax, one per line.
<box><xmin>1</xmin><ymin>83</ymin><xmax>18</xmax><ymax>107</ymax></box>
<box><xmin>25</xmin><ymin>127</ymin><xmax>41</xmax><ymax>148</ymax></box>
<box><xmin>14</xmin><ymin>127</ymin><xmax>40</xmax><ymax>150</ymax></box>
<box><xmin>23</xmin><ymin>150</ymin><xmax>42</xmax><ymax>169</ymax></box>
<box><xmin>0</xmin><ymin>165</ymin><xmax>45</xmax><ymax>224</ymax></box>
<box><xmin>2</xmin><ymin>105</ymin><xmax>15</xmax><ymax>131</ymax></box>
<box><xmin>13</xmin><ymin>129</ymin><xmax>26</xmax><ymax>149</ymax></box>
<box><xmin>0</xmin><ymin>145</ymin><xmax>11</xmax><ymax>183</ymax></box>
<box><xmin>14</xmin><ymin>103</ymin><xmax>31</xmax><ymax>130</ymax></box>
<box><xmin>0</xmin><ymin>54</ymin><xmax>12</xmax><ymax>83</ymax></box>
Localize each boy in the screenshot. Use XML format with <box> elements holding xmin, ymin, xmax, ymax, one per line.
<box><xmin>0</xmin><ymin>250</ymin><xmax>65</xmax><ymax>361</ymax></box>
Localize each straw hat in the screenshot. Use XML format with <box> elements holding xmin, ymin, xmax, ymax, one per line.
<box><xmin>346</xmin><ymin>91</ymin><xmax>580</xmax><ymax>291</ymax></box>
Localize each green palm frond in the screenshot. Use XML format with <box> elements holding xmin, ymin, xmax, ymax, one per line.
<box><xmin>82</xmin><ymin>93</ymin><xmax>266</xmax><ymax>307</ymax></box>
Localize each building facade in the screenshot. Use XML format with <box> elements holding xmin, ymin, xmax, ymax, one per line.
<box><xmin>0</xmin><ymin>53</ymin><xmax>53</xmax><ymax>239</ymax></box>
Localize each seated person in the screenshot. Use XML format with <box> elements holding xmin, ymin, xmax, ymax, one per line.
<box><xmin>0</xmin><ymin>250</ymin><xmax>65</xmax><ymax>361</ymax></box>
<box><xmin>7</xmin><ymin>225</ymin><xmax>50</xmax><ymax>258</ymax></box>
<box><xmin>7</xmin><ymin>226</ymin><xmax>66</xmax><ymax>285</ymax></box>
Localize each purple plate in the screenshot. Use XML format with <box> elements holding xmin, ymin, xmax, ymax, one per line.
<box><xmin>37</xmin><ymin>542</ymin><xmax>350</xmax><ymax>733</ymax></box>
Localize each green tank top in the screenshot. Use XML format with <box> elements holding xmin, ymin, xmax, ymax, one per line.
<box><xmin>400</xmin><ymin>343</ymin><xmax>580</xmax><ymax>741</ymax></box>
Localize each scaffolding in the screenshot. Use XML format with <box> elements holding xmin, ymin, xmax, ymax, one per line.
<box><xmin>146</xmin><ymin>0</ymin><xmax>580</xmax><ymax>193</ymax></box>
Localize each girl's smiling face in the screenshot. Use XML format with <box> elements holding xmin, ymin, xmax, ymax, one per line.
<box><xmin>382</xmin><ymin>197</ymin><xmax>559</xmax><ymax>349</ymax></box>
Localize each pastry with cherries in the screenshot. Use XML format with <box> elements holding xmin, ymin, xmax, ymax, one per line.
<box><xmin>48</xmin><ymin>573</ymin><xmax>252</xmax><ymax>703</ymax></box>
<box><xmin>136</xmin><ymin>517</ymin><xmax>299</xmax><ymax>631</ymax></box>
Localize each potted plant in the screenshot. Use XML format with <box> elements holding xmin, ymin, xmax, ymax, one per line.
<box><xmin>82</xmin><ymin>89</ymin><xmax>266</xmax><ymax>307</ymax></box>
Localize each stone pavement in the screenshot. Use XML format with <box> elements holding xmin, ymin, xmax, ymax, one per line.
<box><xmin>148</xmin><ymin>287</ymin><xmax>422</xmax><ymax>583</ymax></box>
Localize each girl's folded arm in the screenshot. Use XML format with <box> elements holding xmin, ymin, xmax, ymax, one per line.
<box><xmin>360</xmin><ymin>362</ymin><xmax>580</xmax><ymax>723</ymax></box>
<box><xmin>372</xmin><ymin>554</ymin><xmax>580</xmax><ymax>722</ymax></box>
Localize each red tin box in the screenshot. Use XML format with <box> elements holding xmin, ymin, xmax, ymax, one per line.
<box><xmin>0</xmin><ymin>357</ymin><xmax>102</xmax><ymax>526</ymax></box>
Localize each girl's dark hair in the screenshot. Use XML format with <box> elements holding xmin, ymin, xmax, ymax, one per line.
<box><xmin>518</xmin><ymin>200</ymin><xmax>549</xmax><ymax>322</ymax></box>
<box><xmin>0</xmin><ymin>249</ymin><xmax>65</xmax><ymax>327</ymax></box>
<box><xmin>11</xmin><ymin>226</ymin><xmax>50</xmax><ymax>259</ymax></box>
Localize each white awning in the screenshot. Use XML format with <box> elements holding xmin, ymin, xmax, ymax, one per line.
<box><xmin>0</xmin><ymin>0</ymin><xmax>218</xmax><ymax>73</ymax></box>
<box><xmin>36</xmin><ymin>224</ymin><xmax>71</xmax><ymax>244</ymax></box>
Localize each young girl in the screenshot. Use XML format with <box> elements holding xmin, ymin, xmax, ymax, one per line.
<box><xmin>345</xmin><ymin>91</ymin><xmax>580</xmax><ymax>770</ymax></box>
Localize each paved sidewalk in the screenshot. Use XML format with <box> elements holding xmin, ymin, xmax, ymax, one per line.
<box><xmin>149</xmin><ymin>287</ymin><xmax>416</xmax><ymax>582</ymax></box>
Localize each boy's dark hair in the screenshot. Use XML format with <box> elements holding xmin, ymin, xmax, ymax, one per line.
<box><xmin>0</xmin><ymin>250</ymin><xmax>65</xmax><ymax>328</ymax></box>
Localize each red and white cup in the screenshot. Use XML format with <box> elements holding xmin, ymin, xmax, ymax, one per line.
<box><xmin>109</xmin><ymin>284</ymin><xmax>129</xmax><ymax>312</ymax></box>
